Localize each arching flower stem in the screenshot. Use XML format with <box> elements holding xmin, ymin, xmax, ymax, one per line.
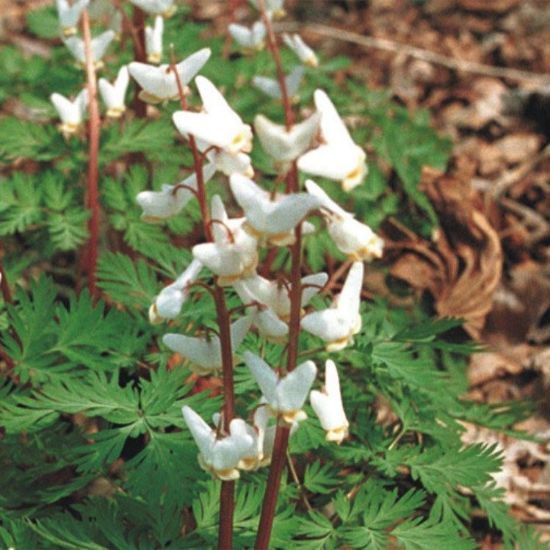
<box><xmin>170</xmin><ymin>53</ymin><xmax>235</xmax><ymax>550</ymax></box>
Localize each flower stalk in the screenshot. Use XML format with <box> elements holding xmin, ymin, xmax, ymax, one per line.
<box><xmin>81</xmin><ymin>8</ymin><xmax>101</xmax><ymax>299</ymax></box>
<box><xmin>131</xmin><ymin>6</ymin><xmax>148</xmax><ymax>117</ymax></box>
<box><xmin>171</xmin><ymin>57</ymin><xmax>235</xmax><ymax>550</ymax></box>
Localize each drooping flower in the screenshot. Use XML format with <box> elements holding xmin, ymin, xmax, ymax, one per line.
<box><xmin>205</xmin><ymin>149</ymin><xmax>254</xmax><ymax>178</ymax></box>
<box><xmin>244</xmin><ymin>352</ymin><xmax>317</xmax><ymax>424</ymax></box>
<box><xmin>305</xmin><ymin>179</ymin><xmax>384</xmax><ymax>261</ymax></box>
<box><xmin>149</xmin><ymin>259</ymin><xmax>202</xmax><ymax>324</ymax></box>
<box><xmin>64</xmin><ymin>30</ymin><xmax>116</xmax><ymax>69</ymax></box>
<box><xmin>128</xmin><ymin>48</ymin><xmax>211</xmax><ymax>103</ymax></box>
<box><xmin>182</xmin><ymin>406</ymin><xmax>255</xmax><ymax>480</ymax></box>
<box><xmin>173</xmin><ymin>76</ymin><xmax>252</xmax><ymax>155</ymax></box>
<box><xmin>253</xmin><ymin>112</ymin><xmax>320</xmax><ymax>170</ymax></box>
<box><xmin>128</xmin><ymin>0</ymin><xmax>176</xmax><ymax>17</ymax></box>
<box><xmin>50</xmin><ymin>89</ymin><xmax>88</xmax><ymax>136</ymax></box>
<box><xmin>145</xmin><ymin>15</ymin><xmax>164</xmax><ymax>64</ymax></box>
<box><xmin>229</xmin><ymin>174</ymin><xmax>321</xmax><ymax>246</ymax></box>
<box><xmin>98</xmin><ymin>65</ymin><xmax>129</xmax><ymax>118</ymax></box>
<box><xmin>301</xmin><ymin>261</ymin><xmax>363</xmax><ymax>351</ymax></box>
<box><xmin>55</xmin><ymin>0</ymin><xmax>89</xmax><ymax>37</ymax></box>
<box><xmin>282</xmin><ymin>33</ymin><xmax>318</xmax><ymax>67</ymax></box>
<box><xmin>136</xmin><ymin>163</ymin><xmax>216</xmax><ymax>221</ymax></box>
<box><xmin>236</xmin><ymin>272</ymin><xmax>328</xmax><ymax>322</ymax></box>
<box><xmin>249</xmin><ymin>0</ymin><xmax>286</xmax><ymax>19</ymax></box>
<box><xmin>192</xmin><ymin>195</ymin><xmax>258</xmax><ymax>286</ymax></box>
<box><xmin>310</xmin><ymin>360</ymin><xmax>349</xmax><ymax>443</ymax></box>
<box><xmin>228</xmin><ymin>21</ymin><xmax>266</xmax><ymax>53</ymax></box>
<box><xmin>163</xmin><ymin>316</ymin><xmax>252</xmax><ymax>375</ymax></box>
<box><xmin>298</xmin><ymin>90</ymin><xmax>367</xmax><ymax>192</ymax></box>
<box><xmin>253</xmin><ymin>66</ymin><xmax>303</xmax><ymax>101</ymax></box>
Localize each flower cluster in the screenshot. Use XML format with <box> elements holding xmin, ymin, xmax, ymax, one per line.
<box><xmin>128</xmin><ymin>5</ymin><xmax>384</xmax><ymax>478</ymax></box>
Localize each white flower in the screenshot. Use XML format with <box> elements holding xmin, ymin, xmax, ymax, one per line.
<box><xmin>298</xmin><ymin>90</ymin><xmax>367</xmax><ymax>192</ymax></box>
<box><xmin>64</xmin><ymin>30</ymin><xmax>115</xmax><ymax>69</ymax></box>
<box><xmin>253</xmin><ymin>66</ymin><xmax>303</xmax><ymax>101</ymax></box>
<box><xmin>233</xmin><ymin>281</ymin><xmax>288</xmax><ymax>342</ymax></box>
<box><xmin>229</xmin><ymin>174</ymin><xmax>321</xmax><ymax>246</ymax></box>
<box><xmin>128</xmin><ymin>0</ymin><xmax>176</xmax><ymax>17</ymax></box>
<box><xmin>50</xmin><ymin>89</ymin><xmax>88</xmax><ymax>136</ymax></box>
<box><xmin>182</xmin><ymin>406</ymin><xmax>255</xmax><ymax>480</ymax></box>
<box><xmin>149</xmin><ymin>259</ymin><xmax>202</xmax><ymax>324</ymax></box>
<box><xmin>145</xmin><ymin>15</ymin><xmax>164</xmax><ymax>64</ymax></box>
<box><xmin>98</xmin><ymin>65</ymin><xmax>129</xmax><ymax>118</ymax></box>
<box><xmin>253</xmin><ymin>112</ymin><xmax>320</xmax><ymax>168</ymax></box>
<box><xmin>56</xmin><ymin>0</ymin><xmax>89</xmax><ymax>36</ymax></box>
<box><xmin>192</xmin><ymin>195</ymin><xmax>258</xmax><ymax>286</ymax></box>
<box><xmin>310</xmin><ymin>360</ymin><xmax>349</xmax><ymax>443</ymax></box>
<box><xmin>136</xmin><ymin>163</ymin><xmax>216</xmax><ymax>221</ymax></box>
<box><xmin>282</xmin><ymin>33</ymin><xmax>318</xmax><ymax>67</ymax></box>
<box><xmin>237</xmin><ymin>272</ymin><xmax>328</xmax><ymax>322</ymax></box>
<box><xmin>305</xmin><ymin>180</ymin><xmax>384</xmax><ymax>261</ymax></box>
<box><xmin>128</xmin><ymin>48</ymin><xmax>211</xmax><ymax>103</ymax></box>
<box><xmin>244</xmin><ymin>352</ymin><xmax>317</xmax><ymax>423</ymax></box>
<box><xmin>228</xmin><ymin>21</ymin><xmax>266</xmax><ymax>53</ymax></box>
<box><xmin>301</xmin><ymin>261</ymin><xmax>363</xmax><ymax>351</ymax></box>
<box><xmin>173</xmin><ymin>76</ymin><xmax>252</xmax><ymax>155</ymax></box>
<box><xmin>163</xmin><ymin>316</ymin><xmax>252</xmax><ymax>375</ymax></box>
<box><xmin>206</xmin><ymin>149</ymin><xmax>254</xmax><ymax>178</ymax></box>
<box><xmin>249</xmin><ymin>0</ymin><xmax>286</xmax><ymax>19</ymax></box>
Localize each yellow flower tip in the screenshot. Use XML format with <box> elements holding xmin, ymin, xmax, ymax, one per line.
<box><xmin>148</xmin><ymin>304</ymin><xmax>164</xmax><ymax>325</ymax></box>
<box><xmin>325</xmin><ymin>426</ymin><xmax>349</xmax><ymax>444</ymax></box>
<box><xmin>305</xmin><ymin>56</ymin><xmax>319</xmax><ymax>68</ymax></box>
<box><xmin>272</xmin><ymin>8</ymin><xmax>287</xmax><ymax>19</ymax></box>
<box><xmin>138</xmin><ymin>90</ymin><xmax>163</xmax><ymax>104</ymax></box>
<box><xmin>62</xmin><ymin>26</ymin><xmax>78</xmax><ymax>37</ymax></box>
<box><xmin>146</xmin><ymin>53</ymin><xmax>162</xmax><ymax>64</ymax></box>
<box><xmin>106</xmin><ymin>106</ymin><xmax>126</xmax><ymax>119</ymax></box>
<box><xmin>214</xmin><ymin>467</ymin><xmax>240</xmax><ymax>481</ymax></box>
<box><xmin>325</xmin><ymin>336</ymin><xmax>353</xmax><ymax>353</ymax></box>
<box><xmin>162</xmin><ymin>6</ymin><xmax>177</xmax><ymax>18</ymax></box>
<box><xmin>281</xmin><ymin>409</ymin><xmax>307</xmax><ymax>424</ymax></box>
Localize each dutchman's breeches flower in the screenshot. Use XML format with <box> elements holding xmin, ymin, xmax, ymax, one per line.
<box><xmin>301</xmin><ymin>261</ymin><xmax>364</xmax><ymax>351</ymax></box>
<box><xmin>310</xmin><ymin>360</ymin><xmax>349</xmax><ymax>443</ymax></box>
<box><xmin>163</xmin><ymin>316</ymin><xmax>252</xmax><ymax>375</ymax></box>
<box><xmin>253</xmin><ymin>66</ymin><xmax>304</xmax><ymax>101</ymax></box>
<box><xmin>244</xmin><ymin>352</ymin><xmax>317</xmax><ymax>424</ymax></box>
<box><xmin>298</xmin><ymin>89</ymin><xmax>368</xmax><ymax>192</ymax></box>
<box><xmin>229</xmin><ymin>174</ymin><xmax>322</xmax><ymax>246</ymax></box>
<box><xmin>98</xmin><ymin>65</ymin><xmax>129</xmax><ymax>118</ymax></box>
<box><xmin>64</xmin><ymin>30</ymin><xmax>116</xmax><ymax>70</ymax></box>
<box><xmin>282</xmin><ymin>33</ymin><xmax>318</xmax><ymax>67</ymax></box>
<box><xmin>128</xmin><ymin>48</ymin><xmax>211</xmax><ymax>103</ymax></box>
<box><xmin>50</xmin><ymin>89</ymin><xmax>88</xmax><ymax>137</ymax></box>
<box><xmin>182</xmin><ymin>406</ymin><xmax>255</xmax><ymax>480</ymax></box>
<box><xmin>56</xmin><ymin>0</ymin><xmax>89</xmax><ymax>37</ymax></box>
<box><xmin>145</xmin><ymin>16</ymin><xmax>164</xmax><ymax>64</ymax></box>
<box><xmin>228</xmin><ymin>21</ymin><xmax>266</xmax><ymax>54</ymax></box>
<box><xmin>305</xmin><ymin>180</ymin><xmax>384</xmax><ymax>261</ymax></box>
<box><xmin>128</xmin><ymin>0</ymin><xmax>176</xmax><ymax>17</ymax></box>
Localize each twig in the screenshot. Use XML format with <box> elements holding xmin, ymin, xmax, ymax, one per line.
<box><xmin>81</xmin><ymin>9</ymin><xmax>101</xmax><ymax>299</ymax></box>
<box><xmin>276</xmin><ymin>22</ymin><xmax>550</xmax><ymax>85</ymax></box>
<box><xmin>286</xmin><ymin>451</ymin><xmax>313</xmax><ymax>512</ymax></box>
<box><xmin>131</xmin><ymin>5</ymin><xmax>147</xmax><ymax>118</ymax></box>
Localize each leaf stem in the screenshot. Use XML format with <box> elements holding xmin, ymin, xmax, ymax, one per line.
<box><xmin>81</xmin><ymin>9</ymin><xmax>101</xmax><ymax>299</ymax></box>
<box><xmin>131</xmin><ymin>6</ymin><xmax>148</xmax><ymax>118</ymax></box>
<box><xmin>171</xmin><ymin>57</ymin><xmax>235</xmax><ymax>549</ymax></box>
<box><xmin>255</xmin><ymin>2</ymin><xmax>303</xmax><ymax>547</ymax></box>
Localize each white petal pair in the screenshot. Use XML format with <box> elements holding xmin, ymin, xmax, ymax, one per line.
<box><xmin>282</xmin><ymin>33</ymin><xmax>318</xmax><ymax>67</ymax></box>
<box><xmin>249</xmin><ymin>0</ymin><xmax>286</xmax><ymax>19</ymax></box>
<box><xmin>229</xmin><ymin>174</ymin><xmax>321</xmax><ymax>246</ymax></box>
<box><xmin>149</xmin><ymin>259</ymin><xmax>203</xmax><ymax>324</ymax></box>
<box><xmin>128</xmin><ymin>48</ymin><xmax>211</xmax><ymax>103</ymax></box>
<box><xmin>305</xmin><ymin>180</ymin><xmax>384</xmax><ymax>262</ymax></box>
<box><xmin>145</xmin><ymin>15</ymin><xmax>164</xmax><ymax>64</ymax></box>
<box><xmin>50</xmin><ymin>89</ymin><xmax>88</xmax><ymax>136</ymax></box>
<box><xmin>56</xmin><ymin>0</ymin><xmax>89</xmax><ymax>36</ymax></box>
<box><xmin>182</xmin><ymin>406</ymin><xmax>255</xmax><ymax>480</ymax></box>
<box><xmin>298</xmin><ymin>90</ymin><xmax>368</xmax><ymax>192</ymax></box>
<box><xmin>228</xmin><ymin>21</ymin><xmax>266</xmax><ymax>53</ymax></box>
<box><xmin>136</xmin><ymin>162</ymin><xmax>217</xmax><ymax>221</ymax></box>
<box><xmin>253</xmin><ymin>66</ymin><xmax>304</xmax><ymax>101</ymax></box>
<box><xmin>301</xmin><ymin>261</ymin><xmax>364</xmax><ymax>351</ymax></box>
<box><xmin>163</xmin><ymin>316</ymin><xmax>252</xmax><ymax>375</ymax></box>
<box><xmin>192</xmin><ymin>195</ymin><xmax>258</xmax><ymax>286</ymax></box>
<box><xmin>253</xmin><ymin>112</ymin><xmax>320</xmax><ymax>167</ymax></box>
<box><xmin>128</xmin><ymin>0</ymin><xmax>176</xmax><ymax>17</ymax></box>
<box><xmin>244</xmin><ymin>352</ymin><xmax>317</xmax><ymax>424</ymax></box>
<box><xmin>173</xmin><ymin>76</ymin><xmax>253</xmax><ymax>156</ymax></box>
<box><xmin>236</xmin><ymin>272</ymin><xmax>327</xmax><ymax>323</ymax></box>
<box><xmin>64</xmin><ymin>30</ymin><xmax>115</xmax><ymax>69</ymax></box>
<box><xmin>98</xmin><ymin>65</ymin><xmax>129</xmax><ymax>118</ymax></box>
<box><xmin>310</xmin><ymin>360</ymin><xmax>349</xmax><ymax>443</ymax></box>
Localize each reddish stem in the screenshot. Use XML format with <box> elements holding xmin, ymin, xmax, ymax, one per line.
<box><xmin>81</xmin><ymin>9</ymin><xmax>100</xmax><ymax>299</ymax></box>
<box><xmin>131</xmin><ymin>6</ymin><xmax>147</xmax><ymax>118</ymax></box>
<box><xmin>255</xmin><ymin>2</ymin><xmax>304</xmax><ymax>547</ymax></box>
<box><xmin>0</xmin><ymin>262</ymin><xmax>12</xmax><ymax>305</ymax></box>
<box><xmin>171</xmin><ymin>59</ymin><xmax>234</xmax><ymax>549</ymax></box>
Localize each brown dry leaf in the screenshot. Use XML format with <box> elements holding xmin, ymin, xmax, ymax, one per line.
<box><xmin>468</xmin><ymin>347</ymin><xmax>529</xmax><ymax>387</ymax></box>
<box><xmin>389</xmin><ymin>167</ymin><xmax>502</xmax><ymax>338</ymax></box>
